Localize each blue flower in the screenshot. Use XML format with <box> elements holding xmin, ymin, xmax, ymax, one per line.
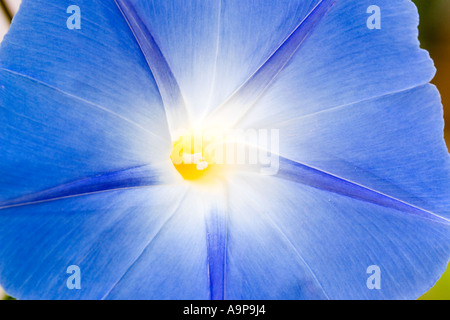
<box><xmin>0</xmin><ymin>0</ymin><xmax>449</xmax><ymax>300</ymax></box>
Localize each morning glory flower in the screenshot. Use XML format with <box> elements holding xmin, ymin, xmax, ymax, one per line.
<box><xmin>0</xmin><ymin>0</ymin><xmax>449</xmax><ymax>300</ymax></box>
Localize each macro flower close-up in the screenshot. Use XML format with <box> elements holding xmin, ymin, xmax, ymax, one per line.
<box><xmin>0</xmin><ymin>0</ymin><xmax>449</xmax><ymax>301</ymax></box>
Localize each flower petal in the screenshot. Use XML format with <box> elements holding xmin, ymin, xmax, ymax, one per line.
<box><xmin>225</xmin><ymin>175</ymin><xmax>329</xmax><ymax>299</ymax></box>
<box><xmin>0</xmin><ymin>70</ymin><xmax>170</xmax><ymax>202</ymax></box>
<box><xmin>0</xmin><ymin>185</ymin><xmax>193</xmax><ymax>300</ymax></box>
<box><xmin>225</xmin><ymin>174</ymin><xmax>450</xmax><ymax>299</ymax></box>
<box><xmin>207</xmin><ymin>0</ymin><xmax>336</xmax><ymax>126</ymax></box>
<box><xmin>103</xmin><ymin>188</ymin><xmax>214</xmax><ymax>300</ymax></box>
<box><xmin>1</xmin><ymin>0</ymin><xmax>169</xmax><ymax>135</ymax></box>
<box><xmin>275</xmin><ymin>85</ymin><xmax>450</xmax><ymax>219</ymax></box>
<box><xmin>239</xmin><ymin>0</ymin><xmax>434</xmax><ymax>127</ymax></box>
<box><xmin>130</xmin><ymin>0</ymin><xmax>320</xmax><ymax>118</ymax></box>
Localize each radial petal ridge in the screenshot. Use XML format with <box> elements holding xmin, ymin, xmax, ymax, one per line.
<box><xmin>0</xmin><ymin>162</ymin><xmax>178</xmax><ymax>210</ymax></box>
<box><xmin>114</xmin><ymin>0</ymin><xmax>189</xmax><ymax>134</ymax></box>
<box><xmin>206</xmin><ymin>0</ymin><xmax>336</xmax><ymax>127</ymax></box>
<box><xmin>1</xmin><ymin>0</ymin><xmax>170</xmax><ymax>138</ymax></box>
<box><xmin>276</xmin><ymin>156</ymin><xmax>450</xmax><ymax>225</ymax></box>
<box><xmin>239</xmin><ymin>0</ymin><xmax>435</xmax><ymax>128</ymax></box>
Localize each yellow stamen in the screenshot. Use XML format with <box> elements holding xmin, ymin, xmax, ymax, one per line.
<box><xmin>170</xmin><ymin>133</ymin><xmax>219</xmax><ymax>181</ymax></box>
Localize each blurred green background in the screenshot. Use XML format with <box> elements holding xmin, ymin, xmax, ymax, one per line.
<box><xmin>0</xmin><ymin>0</ymin><xmax>449</xmax><ymax>300</ymax></box>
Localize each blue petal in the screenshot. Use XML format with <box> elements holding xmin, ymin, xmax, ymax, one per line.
<box><xmin>228</xmin><ymin>84</ymin><xmax>450</xmax><ymax>299</ymax></box>
<box><xmin>0</xmin><ymin>0</ymin><xmax>169</xmax><ymax>136</ymax></box>
<box><xmin>0</xmin><ymin>70</ymin><xmax>171</xmax><ymax>202</ymax></box>
<box><xmin>103</xmin><ymin>189</ymin><xmax>215</xmax><ymax>300</ymax></box>
<box><xmin>226</xmin><ymin>174</ymin><xmax>450</xmax><ymax>299</ymax></box>
<box><xmin>274</xmin><ymin>85</ymin><xmax>450</xmax><ymax>220</ymax></box>
<box><xmin>208</xmin><ymin>0</ymin><xmax>336</xmax><ymax>126</ymax></box>
<box><xmin>226</xmin><ymin>176</ymin><xmax>329</xmax><ymax>299</ymax></box>
<box><xmin>225</xmin><ymin>1</ymin><xmax>450</xmax><ymax>298</ymax></box>
<box><xmin>239</xmin><ymin>0</ymin><xmax>434</xmax><ymax>127</ymax></box>
<box><xmin>129</xmin><ymin>0</ymin><xmax>320</xmax><ymax>118</ymax></box>
<box><xmin>0</xmin><ymin>185</ymin><xmax>199</xmax><ymax>300</ymax></box>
